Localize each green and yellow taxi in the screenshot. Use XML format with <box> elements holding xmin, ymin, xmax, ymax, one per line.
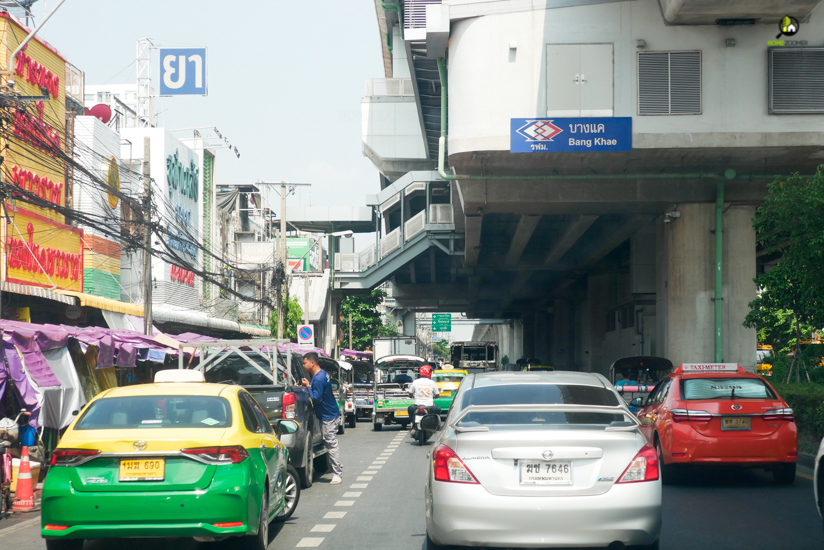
<box><xmin>431</xmin><ymin>367</ymin><xmax>468</xmax><ymax>412</ymax></box>
<box><xmin>41</xmin><ymin>370</ymin><xmax>300</xmax><ymax>550</ymax></box>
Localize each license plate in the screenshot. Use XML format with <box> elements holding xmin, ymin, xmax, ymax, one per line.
<box><xmin>519</xmin><ymin>461</ymin><xmax>572</xmax><ymax>485</ymax></box>
<box><xmin>440</xmin><ymin>390</ymin><xmax>452</xmax><ymax>396</ymax></box>
<box><xmin>119</xmin><ymin>458</ymin><xmax>165</xmax><ymax>481</ymax></box>
<box><xmin>721</xmin><ymin>417</ymin><xmax>751</xmax><ymax>431</ymax></box>
<box><xmin>415</xmin><ymin>415</ymin><xmax>424</xmax><ymax>424</ymax></box>
<box><xmin>394</xmin><ymin>411</ymin><xmax>408</xmax><ymax>417</ymax></box>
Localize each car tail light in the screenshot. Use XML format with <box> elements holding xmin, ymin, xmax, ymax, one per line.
<box><xmin>44</xmin><ymin>525</ymin><xmax>69</xmax><ymax>531</ymax></box>
<box><xmin>212</xmin><ymin>522</ymin><xmax>243</xmax><ymax>528</ymax></box>
<box><xmin>181</xmin><ymin>446</ymin><xmax>249</xmax><ymax>464</ymax></box>
<box><xmin>617</xmin><ymin>444</ymin><xmax>659</xmax><ymax>483</ymax></box>
<box><xmin>50</xmin><ymin>448</ymin><xmax>100</xmax><ymax>467</ymax></box>
<box><xmin>763</xmin><ymin>408</ymin><xmax>794</xmax><ymax>422</ymax></box>
<box><xmin>671</xmin><ymin>409</ymin><xmax>711</xmax><ymax>423</ymax></box>
<box><xmin>433</xmin><ymin>444</ymin><xmax>478</xmax><ymax>484</ymax></box>
<box><xmin>282</xmin><ymin>392</ymin><xmax>296</xmax><ymax>419</ymax></box>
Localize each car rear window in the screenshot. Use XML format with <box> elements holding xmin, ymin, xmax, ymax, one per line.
<box><xmin>458</xmin><ymin>411</ymin><xmax>627</xmax><ymax>427</ymax></box>
<box><xmin>75</xmin><ymin>396</ymin><xmax>233</xmax><ymax>430</ymax></box>
<box><xmin>433</xmin><ymin>374</ymin><xmax>465</xmax><ymax>383</ymax></box>
<box><xmin>461</xmin><ymin>384</ymin><xmax>619</xmax><ymax>408</ymax></box>
<box><xmin>681</xmin><ymin>378</ymin><xmax>775</xmax><ymax>400</ymax></box>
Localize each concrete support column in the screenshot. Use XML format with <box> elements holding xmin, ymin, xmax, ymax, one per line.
<box><xmin>553</xmin><ymin>299</ymin><xmax>574</xmax><ymax>370</ymax></box>
<box><xmin>534</xmin><ymin>312</ymin><xmax>550</xmax><ymax>363</ymax></box>
<box><xmin>723</xmin><ymin>206</ymin><xmax>757</xmax><ymax>369</ymax></box>
<box><xmin>522</xmin><ymin>313</ymin><xmax>535</xmax><ymax>358</ymax></box>
<box><xmin>587</xmin><ymin>274</ymin><xmax>611</xmax><ymax>374</ymax></box>
<box><xmin>326</xmin><ymin>296</ymin><xmax>341</xmax><ymax>357</ymax></box>
<box><xmin>402</xmin><ymin>310</ymin><xmax>416</xmax><ymax>337</ymax></box>
<box><xmin>512</xmin><ymin>319</ymin><xmax>524</xmax><ymax>366</ymax></box>
<box><xmin>660</xmin><ymin>203</ymin><xmax>715</xmax><ymax>366</ymax></box>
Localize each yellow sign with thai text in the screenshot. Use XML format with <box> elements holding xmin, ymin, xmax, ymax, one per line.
<box><xmin>4</xmin><ymin>207</ymin><xmax>83</xmax><ymax>292</ymax></box>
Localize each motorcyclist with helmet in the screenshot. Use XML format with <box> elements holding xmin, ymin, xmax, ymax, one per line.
<box><xmin>407</xmin><ymin>365</ymin><xmax>441</xmax><ymax>433</ymax></box>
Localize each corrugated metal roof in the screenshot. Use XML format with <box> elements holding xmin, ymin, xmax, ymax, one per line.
<box><xmin>4</xmin><ymin>282</ymin><xmax>76</xmax><ymax>305</ymax></box>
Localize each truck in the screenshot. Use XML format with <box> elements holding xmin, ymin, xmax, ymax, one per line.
<box><xmin>449</xmin><ymin>341</ymin><xmax>499</xmax><ymax>373</ymax></box>
<box><xmin>372</xmin><ymin>354</ymin><xmax>427</xmax><ymax>431</ymax></box>
<box><xmin>192</xmin><ymin>340</ymin><xmax>327</xmax><ymax>490</ymax></box>
<box><xmin>373</xmin><ymin>336</ymin><xmax>418</xmax><ymax>361</ymax></box>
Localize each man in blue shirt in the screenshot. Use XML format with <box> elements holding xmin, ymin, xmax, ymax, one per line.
<box><xmin>300</xmin><ymin>352</ymin><xmax>342</xmax><ymax>484</ymax></box>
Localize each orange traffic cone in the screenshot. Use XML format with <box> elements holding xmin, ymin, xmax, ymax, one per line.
<box><xmin>12</xmin><ymin>446</ymin><xmax>35</xmax><ymax>511</ymax></box>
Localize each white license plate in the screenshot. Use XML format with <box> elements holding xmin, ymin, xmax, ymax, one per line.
<box><xmin>519</xmin><ymin>461</ymin><xmax>572</xmax><ymax>485</ymax></box>
<box><xmin>415</xmin><ymin>415</ymin><xmax>424</xmax><ymax>424</ymax></box>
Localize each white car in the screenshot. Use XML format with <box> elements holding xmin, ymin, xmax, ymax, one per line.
<box><xmin>424</xmin><ymin>371</ymin><xmax>662</xmax><ymax>549</ymax></box>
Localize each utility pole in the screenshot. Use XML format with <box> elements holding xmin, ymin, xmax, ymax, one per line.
<box><xmin>349</xmin><ymin>313</ymin><xmax>353</xmax><ymax>350</ymax></box>
<box><xmin>142</xmin><ymin>137</ymin><xmax>153</xmax><ymax>335</ymax></box>
<box><xmin>304</xmin><ymin>274</ymin><xmax>309</xmax><ymax>326</ymax></box>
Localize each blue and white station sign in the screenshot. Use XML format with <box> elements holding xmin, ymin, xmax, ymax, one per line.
<box><xmin>160</xmin><ymin>48</ymin><xmax>208</xmax><ymax>96</ymax></box>
<box><xmin>510</xmin><ymin>117</ymin><xmax>632</xmax><ymax>153</ymax></box>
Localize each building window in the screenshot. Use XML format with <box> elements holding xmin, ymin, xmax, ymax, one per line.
<box><xmin>637</xmin><ymin>51</ymin><xmax>701</xmax><ymax>115</ymax></box>
<box><xmin>769</xmin><ymin>48</ymin><xmax>824</xmax><ymax>114</ymax></box>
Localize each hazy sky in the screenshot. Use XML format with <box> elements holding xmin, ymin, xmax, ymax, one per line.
<box><xmin>42</xmin><ymin>0</ymin><xmax>384</xmax><ymax>212</ymax></box>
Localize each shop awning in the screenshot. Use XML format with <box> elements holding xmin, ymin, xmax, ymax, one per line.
<box><xmin>54</xmin><ymin>290</ymin><xmax>144</xmax><ymax>316</ymax></box>
<box><xmin>3</xmin><ymin>282</ymin><xmax>76</xmax><ymax>306</ymax></box>
<box><xmin>153</xmin><ymin>305</ymin><xmax>270</xmax><ymax>337</ymax></box>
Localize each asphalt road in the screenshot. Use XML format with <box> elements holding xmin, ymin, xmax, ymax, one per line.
<box><xmin>1</xmin><ymin>421</ymin><xmax>822</xmax><ymax>550</ymax></box>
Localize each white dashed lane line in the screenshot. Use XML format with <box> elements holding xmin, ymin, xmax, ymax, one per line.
<box><xmin>324</xmin><ymin>511</ymin><xmax>347</xmax><ymax>519</ymax></box>
<box><xmin>335</xmin><ymin>500</ymin><xmax>355</xmax><ymax>506</ymax></box>
<box><xmin>350</xmin><ymin>483</ymin><xmax>368</xmax><ymax>488</ymax></box>
<box><xmin>343</xmin><ymin>491</ymin><xmax>362</xmax><ymax>497</ymax></box>
<box><xmin>311</xmin><ymin>525</ymin><xmax>337</xmax><ymax>533</ymax></box>
<box><xmin>297</xmin><ymin>538</ymin><xmax>325</xmax><ymax>548</ymax></box>
<box><xmin>357</xmin><ymin>476</ymin><xmax>373</xmax><ymax>481</ymax></box>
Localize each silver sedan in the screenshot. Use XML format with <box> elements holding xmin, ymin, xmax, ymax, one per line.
<box><xmin>424</xmin><ymin>371</ymin><xmax>662</xmax><ymax>549</ymax></box>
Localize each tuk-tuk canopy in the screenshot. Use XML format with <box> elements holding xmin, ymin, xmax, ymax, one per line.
<box><xmin>609</xmin><ymin>356</ymin><xmax>674</xmax><ymax>384</ymax></box>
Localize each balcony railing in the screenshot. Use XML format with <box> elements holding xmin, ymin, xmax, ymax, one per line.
<box><xmin>365</xmin><ymin>78</ymin><xmax>415</xmax><ymax>97</ymax></box>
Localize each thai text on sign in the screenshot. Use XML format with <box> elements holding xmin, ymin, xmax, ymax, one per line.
<box><xmin>170</xmin><ymin>265</ymin><xmax>195</xmax><ymax>286</ymax></box>
<box><xmin>6</xmin><ymin>220</ymin><xmax>82</xmax><ymax>284</ymax></box>
<box><xmin>10</xmin><ymin>165</ymin><xmax>63</xmax><ymax>205</ymax></box>
<box><xmin>14</xmin><ymin>49</ymin><xmax>60</xmax><ymax>98</ymax></box>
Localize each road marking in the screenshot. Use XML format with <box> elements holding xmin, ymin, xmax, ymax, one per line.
<box><xmin>368</xmin><ymin>465</ymin><xmax>382</xmax><ymax>469</ymax></box>
<box><xmin>324</xmin><ymin>511</ymin><xmax>347</xmax><ymax>519</ymax></box>
<box><xmin>364</xmin><ymin>471</ymin><xmax>378</xmax><ymax>475</ymax></box>
<box><xmin>297</xmin><ymin>538</ymin><xmax>325</xmax><ymax>547</ymax></box>
<box><xmin>311</xmin><ymin>524</ymin><xmax>336</xmax><ymax>533</ymax></box>
<box><xmin>357</xmin><ymin>476</ymin><xmax>373</xmax><ymax>481</ymax></box>
<box><xmin>343</xmin><ymin>491</ymin><xmax>362</xmax><ymax>497</ymax></box>
<box><xmin>335</xmin><ymin>500</ymin><xmax>355</xmax><ymax>507</ymax></box>
<box><xmin>0</xmin><ymin>516</ymin><xmax>41</xmax><ymax>535</ymax></box>
<box><xmin>799</xmin><ymin>472</ymin><xmax>814</xmax><ymax>481</ymax></box>
<box><xmin>350</xmin><ymin>483</ymin><xmax>368</xmax><ymax>488</ymax></box>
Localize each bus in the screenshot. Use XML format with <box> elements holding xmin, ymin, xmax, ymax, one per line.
<box><xmin>449</xmin><ymin>341</ymin><xmax>498</xmax><ymax>373</ymax></box>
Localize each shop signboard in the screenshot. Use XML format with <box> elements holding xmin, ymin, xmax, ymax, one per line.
<box><xmin>4</xmin><ymin>207</ymin><xmax>83</xmax><ymax>292</ymax></box>
<box><xmin>160</xmin><ymin>48</ymin><xmax>208</xmax><ymax>96</ymax></box>
<box><xmin>510</xmin><ymin>117</ymin><xmax>632</xmax><ymax>153</ymax></box>
<box><xmin>287</xmin><ymin>238</ymin><xmax>320</xmax><ymax>272</ymax></box>
<box><xmin>2</xmin><ymin>13</ymin><xmax>67</xmax><ymax>224</ymax></box>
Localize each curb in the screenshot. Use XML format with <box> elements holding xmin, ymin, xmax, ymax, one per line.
<box><xmin>800</xmin><ymin>452</ymin><xmax>815</xmax><ymax>470</ymax></box>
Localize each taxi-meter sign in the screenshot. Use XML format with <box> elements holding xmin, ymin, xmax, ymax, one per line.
<box><xmin>298</xmin><ymin>324</ymin><xmax>314</xmax><ymax>348</ymax></box>
<box><xmin>680</xmin><ymin>363</ymin><xmax>739</xmax><ymax>373</ymax></box>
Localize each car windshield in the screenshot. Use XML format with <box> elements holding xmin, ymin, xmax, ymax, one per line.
<box><xmin>681</xmin><ymin>378</ymin><xmax>775</xmax><ymax>400</ymax></box>
<box><xmin>461</xmin><ymin>347</ymin><xmax>494</xmax><ymax>361</ymax></box>
<box><xmin>75</xmin><ymin>396</ymin><xmax>233</xmax><ymax>430</ymax></box>
<box><xmin>461</xmin><ymin>384</ymin><xmax>620</xmax><ymax>408</ymax></box>
<box><xmin>203</xmin><ymin>352</ymin><xmax>280</xmax><ymax>386</ymax></box>
<box><xmin>376</xmin><ymin>360</ymin><xmax>424</xmax><ymax>383</ymax></box>
<box><xmin>433</xmin><ymin>374</ymin><xmax>465</xmax><ymax>383</ymax></box>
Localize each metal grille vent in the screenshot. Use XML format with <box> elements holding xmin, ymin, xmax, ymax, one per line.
<box><xmin>769</xmin><ymin>48</ymin><xmax>824</xmax><ymax>114</ymax></box>
<box><xmin>404</xmin><ymin>0</ymin><xmax>440</xmax><ymax>30</ymax></box>
<box><xmin>638</xmin><ymin>51</ymin><xmax>701</xmax><ymax>115</ymax></box>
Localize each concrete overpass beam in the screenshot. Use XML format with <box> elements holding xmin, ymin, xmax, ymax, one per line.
<box><xmin>505</xmin><ymin>215</ymin><xmax>541</xmax><ymax>265</ymax></box>
<box><xmin>403</xmin><ymin>310</ymin><xmax>417</xmax><ymax>337</ymax></box>
<box><xmin>464</xmin><ymin>215</ymin><xmax>482</xmax><ymax>267</ymax></box>
<box><xmin>544</xmin><ymin>215</ymin><xmax>598</xmax><ymax>266</ymax></box>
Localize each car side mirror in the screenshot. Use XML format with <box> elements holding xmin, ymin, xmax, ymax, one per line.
<box><xmin>629</xmin><ymin>397</ymin><xmax>644</xmax><ymax>408</ymax></box>
<box><xmin>71</xmin><ymin>410</ymin><xmax>80</xmax><ymax>416</ymax></box>
<box><xmin>275</xmin><ymin>419</ymin><xmax>299</xmax><ymax>436</ymax></box>
<box><xmin>420</xmin><ymin>414</ymin><xmax>441</xmax><ymax>432</ymax></box>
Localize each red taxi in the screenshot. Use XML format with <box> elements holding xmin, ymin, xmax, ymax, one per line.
<box><xmin>632</xmin><ymin>363</ymin><xmax>797</xmax><ymax>485</ymax></box>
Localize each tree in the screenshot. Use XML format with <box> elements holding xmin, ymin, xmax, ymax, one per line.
<box><xmin>339</xmin><ymin>289</ymin><xmax>387</xmax><ymax>350</ymax></box>
<box><xmin>433</xmin><ymin>339</ymin><xmax>449</xmax><ymax>359</ymax></box>
<box><xmin>744</xmin><ymin>168</ymin><xmax>824</xmax><ymax>382</ymax></box>
<box><xmin>377</xmin><ymin>321</ymin><xmax>401</xmax><ymax>337</ymax></box>
<box><xmin>269</xmin><ymin>295</ymin><xmax>303</xmax><ymax>341</ymax></box>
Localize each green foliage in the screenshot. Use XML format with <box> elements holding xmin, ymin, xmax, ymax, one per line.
<box><xmin>501</xmin><ymin>355</ymin><xmax>510</xmax><ymax>366</ymax></box>
<box><xmin>377</xmin><ymin>321</ymin><xmax>401</xmax><ymax>337</ymax></box>
<box><xmin>433</xmin><ymin>340</ymin><xmax>449</xmax><ymax>359</ymax></box>
<box><xmin>744</xmin><ymin>168</ymin><xmax>824</xmax><ymax>380</ymax></box>
<box><xmin>269</xmin><ymin>296</ymin><xmax>304</xmax><ymax>341</ymax></box>
<box><xmin>771</xmin><ymin>382</ymin><xmax>824</xmax><ymax>453</ymax></box>
<box><xmin>340</xmin><ymin>290</ymin><xmax>387</xmax><ymax>350</ymax></box>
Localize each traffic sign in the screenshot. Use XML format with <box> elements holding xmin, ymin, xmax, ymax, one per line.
<box><xmin>160</xmin><ymin>48</ymin><xmax>208</xmax><ymax>96</ymax></box>
<box><xmin>297</xmin><ymin>324</ymin><xmax>314</xmax><ymax>348</ymax></box>
<box><xmin>432</xmin><ymin>314</ymin><xmax>451</xmax><ymax>332</ymax></box>
<box><xmin>510</xmin><ymin>117</ymin><xmax>632</xmax><ymax>153</ymax></box>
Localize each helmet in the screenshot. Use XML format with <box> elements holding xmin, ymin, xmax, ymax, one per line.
<box><xmin>420</xmin><ymin>365</ymin><xmax>433</xmax><ymax>378</ymax></box>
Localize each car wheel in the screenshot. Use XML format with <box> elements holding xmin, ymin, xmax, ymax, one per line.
<box><xmin>45</xmin><ymin>540</ymin><xmax>84</xmax><ymax>550</ymax></box>
<box><xmin>337</xmin><ymin>418</ymin><xmax>345</xmax><ymax>435</ymax></box>
<box><xmin>639</xmin><ymin>539</ymin><xmax>660</xmax><ymax>550</ymax></box>
<box><xmin>347</xmin><ymin>415</ymin><xmax>356</xmax><ymax>429</ymax></box>
<box><xmin>426</xmin><ymin>532</ymin><xmax>451</xmax><ymax>549</ymax></box>
<box><xmin>242</xmin><ymin>489</ymin><xmax>268</xmax><ymax>550</ymax></box>
<box><xmin>373</xmin><ymin>421</ymin><xmax>382</xmax><ymax>431</ymax></box>
<box><xmin>656</xmin><ymin>439</ymin><xmax>675</xmax><ymax>485</ymax></box>
<box><xmin>299</xmin><ymin>434</ymin><xmax>314</xmax><ymax>489</ymax></box>
<box><xmin>275</xmin><ymin>466</ymin><xmax>300</xmax><ymax>523</ymax></box>
<box><xmin>313</xmin><ymin>452</ymin><xmax>329</xmax><ymax>473</ymax></box>
<box><xmin>773</xmin><ymin>463</ymin><xmax>796</xmax><ymax>485</ymax></box>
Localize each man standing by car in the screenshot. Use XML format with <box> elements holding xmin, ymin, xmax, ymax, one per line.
<box><xmin>301</xmin><ymin>352</ymin><xmax>342</xmax><ymax>484</ymax></box>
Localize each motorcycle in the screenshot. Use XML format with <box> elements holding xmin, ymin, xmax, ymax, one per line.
<box><xmin>412</xmin><ymin>406</ymin><xmax>441</xmax><ymax>446</ymax></box>
<box><xmin>0</xmin><ymin>409</ymin><xmax>31</xmax><ymax>515</ymax></box>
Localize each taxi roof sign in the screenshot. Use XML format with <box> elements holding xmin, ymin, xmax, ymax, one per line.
<box><xmin>677</xmin><ymin>363</ymin><xmax>742</xmax><ymax>373</ymax></box>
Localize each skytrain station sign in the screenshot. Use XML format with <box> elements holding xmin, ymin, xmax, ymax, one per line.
<box><xmin>510</xmin><ymin>117</ymin><xmax>632</xmax><ymax>153</ymax></box>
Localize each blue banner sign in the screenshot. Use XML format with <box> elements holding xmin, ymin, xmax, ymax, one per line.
<box><xmin>160</xmin><ymin>48</ymin><xmax>208</xmax><ymax>96</ymax></box>
<box><xmin>510</xmin><ymin>117</ymin><xmax>632</xmax><ymax>153</ymax></box>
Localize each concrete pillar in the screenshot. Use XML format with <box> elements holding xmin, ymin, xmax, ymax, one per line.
<box><xmin>576</xmin><ymin>300</ymin><xmax>590</xmax><ymax>371</ymax></box>
<box><xmin>723</xmin><ymin>206</ymin><xmax>757</xmax><ymax>369</ymax></box>
<box><xmin>534</xmin><ymin>312</ymin><xmax>550</xmax><ymax>363</ymax></box>
<box><xmin>522</xmin><ymin>313</ymin><xmax>535</xmax><ymax>358</ymax></box>
<box><xmin>661</xmin><ymin>203</ymin><xmax>715</xmax><ymax>366</ymax></box>
<box><xmin>512</xmin><ymin>319</ymin><xmax>524</xmax><ymax>366</ymax></box>
<box><xmin>587</xmin><ymin>274</ymin><xmax>611</xmax><ymax>375</ymax></box>
<box><xmin>553</xmin><ymin>299</ymin><xmax>574</xmax><ymax>370</ymax></box>
<box><xmin>326</xmin><ymin>296</ymin><xmax>341</xmax><ymax>357</ymax></box>
<box><xmin>402</xmin><ymin>310</ymin><xmax>416</xmax><ymax>337</ymax></box>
